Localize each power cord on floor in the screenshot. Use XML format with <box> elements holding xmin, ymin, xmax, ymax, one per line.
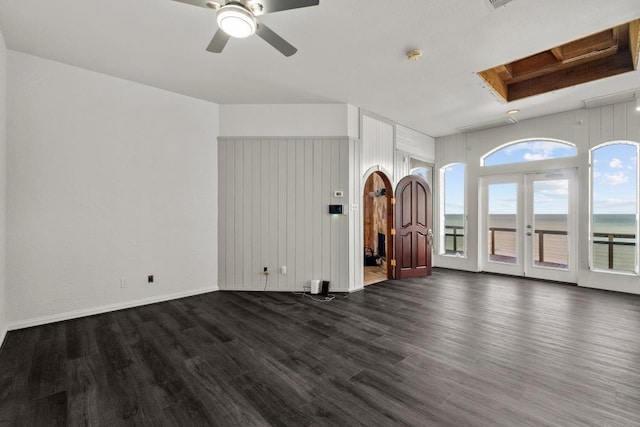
<box><xmin>291</xmin><ymin>287</ymin><xmax>348</xmax><ymax>302</ymax></box>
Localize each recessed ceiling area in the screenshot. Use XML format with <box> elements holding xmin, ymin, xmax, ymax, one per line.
<box><xmin>479</xmin><ymin>19</ymin><xmax>640</xmax><ymax>103</ymax></box>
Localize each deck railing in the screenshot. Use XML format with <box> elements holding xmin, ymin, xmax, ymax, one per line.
<box><xmin>592</xmin><ymin>232</ymin><xmax>636</xmax><ymax>269</ymax></box>
<box><xmin>488</xmin><ymin>227</ymin><xmax>637</xmax><ymax>269</ymax></box>
<box><xmin>444</xmin><ymin>225</ymin><xmax>465</xmax><ymax>254</ymax></box>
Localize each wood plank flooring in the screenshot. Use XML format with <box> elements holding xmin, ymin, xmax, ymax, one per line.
<box><xmin>1</xmin><ymin>268</ymin><xmax>640</xmax><ymax>426</ymax></box>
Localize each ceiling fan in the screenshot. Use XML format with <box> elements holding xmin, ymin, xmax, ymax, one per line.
<box><xmin>173</xmin><ymin>0</ymin><xmax>320</xmax><ymax>57</ymax></box>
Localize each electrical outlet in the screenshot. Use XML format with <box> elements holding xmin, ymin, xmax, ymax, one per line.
<box><xmin>148</xmin><ymin>275</ymin><xmax>154</xmax><ymax>284</ymax></box>
<box><xmin>280</xmin><ymin>266</ymin><xmax>287</xmax><ymax>275</ymax></box>
<box><xmin>120</xmin><ymin>278</ymin><xmax>128</xmax><ymax>288</ymax></box>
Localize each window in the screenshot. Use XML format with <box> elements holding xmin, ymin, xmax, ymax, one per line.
<box><xmin>482</xmin><ymin>139</ymin><xmax>576</xmax><ymax>167</ymax></box>
<box><xmin>590</xmin><ymin>142</ymin><xmax>639</xmax><ymax>273</ymax></box>
<box><xmin>409</xmin><ymin>158</ymin><xmax>432</xmax><ymax>190</ymax></box>
<box><xmin>440</xmin><ymin>163</ymin><xmax>466</xmax><ymax>257</ymax></box>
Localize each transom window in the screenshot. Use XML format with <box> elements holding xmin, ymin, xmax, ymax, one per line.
<box><xmin>482</xmin><ymin>139</ymin><xmax>577</xmax><ymax>167</ymax></box>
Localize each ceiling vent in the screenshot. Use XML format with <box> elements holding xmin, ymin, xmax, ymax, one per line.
<box><xmin>457</xmin><ymin>117</ymin><xmax>517</xmax><ymax>133</ymax></box>
<box><xmin>583</xmin><ymin>89</ymin><xmax>640</xmax><ymax>109</ymax></box>
<box><xmin>483</xmin><ymin>0</ymin><xmax>516</xmax><ymax>10</ymax></box>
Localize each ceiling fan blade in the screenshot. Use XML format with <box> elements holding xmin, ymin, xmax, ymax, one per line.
<box><xmin>207</xmin><ymin>29</ymin><xmax>231</xmax><ymax>53</ymax></box>
<box><xmin>257</xmin><ymin>0</ymin><xmax>319</xmax><ymax>14</ymax></box>
<box><xmin>255</xmin><ymin>22</ymin><xmax>297</xmax><ymax>57</ymax></box>
<box><xmin>172</xmin><ymin>0</ymin><xmax>213</xmax><ymax>9</ymax></box>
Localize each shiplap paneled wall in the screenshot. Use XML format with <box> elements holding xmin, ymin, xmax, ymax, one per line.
<box><xmin>218</xmin><ymin>137</ymin><xmax>351</xmax><ymax>292</ymax></box>
<box><xmin>348</xmin><ymin>138</ymin><xmax>363</xmax><ymax>292</ymax></box>
<box><xmin>361</xmin><ymin>115</ymin><xmax>395</xmax><ymax>182</ymax></box>
<box><xmin>394</xmin><ymin>151</ymin><xmax>410</xmax><ymax>184</ymax></box>
<box><xmin>396</xmin><ymin>125</ymin><xmax>435</xmax><ymax>162</ymax></box>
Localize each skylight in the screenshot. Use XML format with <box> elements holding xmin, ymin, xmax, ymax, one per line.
<box><xmin>478</xmin><ymin>19</ymin><xmax>640</xmax><ymax>102</ymax></box>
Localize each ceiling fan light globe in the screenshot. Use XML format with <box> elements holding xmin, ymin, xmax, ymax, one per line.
<box><xmin>216</xmin><ymin>5</ymin><xmax>256</xmax><ymax>38</ymax></box>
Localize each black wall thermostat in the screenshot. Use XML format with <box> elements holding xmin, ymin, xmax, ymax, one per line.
<box><xmin>329</xmin><ymin>204</ymin><xmax>343</xmax><ymax>214</ymax></box>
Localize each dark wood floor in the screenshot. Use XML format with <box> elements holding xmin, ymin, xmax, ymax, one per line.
<box><xmin>1</xmin><ymin>268</ymin><xmax>640</xmax><ymax>426</ymax></box>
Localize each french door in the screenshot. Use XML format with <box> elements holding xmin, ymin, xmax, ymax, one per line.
<box><xmin>481</xmin><ymin>170</ymin><xmax>577</xmax><ymax>282</ymax></box>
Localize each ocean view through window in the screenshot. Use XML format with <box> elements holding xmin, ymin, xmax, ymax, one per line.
<box><xmin>591</xmin><ymin>142</ymin><xmax>639</xmax><ymax>273</ymax></box>
<box><xmin>441</xmin><ymin>163</ymin><xmax>466</xmax><ymax>256</ymax></box>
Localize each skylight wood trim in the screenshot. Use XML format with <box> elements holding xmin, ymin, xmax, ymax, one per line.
<box><xmin>478</xmin><ymin>19</ymin><xmax>640</xmax><ymax>102</ymax></box>
<box><xmin>631</xmin><ymin>20</ymin><xmax>640</xmax><ymax>70</ymax></box>
<box><xmin>508</xmin><ymin>51</ymin><xmax>633</xmax><ymax>101</ymax></box>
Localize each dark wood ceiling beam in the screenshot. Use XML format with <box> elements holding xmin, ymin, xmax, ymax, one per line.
<box><xmin>561</xmin><ymin>28</ymin><xmax>617</xmax><ymax>60</ymax></box>
<box><xmin>507</xmin><ymin>50</ymin><xmax>634</xmax><ymax>101</ymax></box>
<box><xmin>551</xmin><ymin>47</ymin><xmax>564</xmax><ymax>61</ymax></box>
<box><xmin>505</xmin><ymin>45</ymin><xmax>620</xmax><ymax>84</ymax></box>
<box><xmin>509</xmin><ymin>51</ymin><xmax>560</xmax><ymax>76</ymax></box>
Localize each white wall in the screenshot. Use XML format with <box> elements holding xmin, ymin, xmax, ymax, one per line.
<box><xmin>396</xmin><ymin>125</ymin><xmax>435</xmax><ymax>163</ymax></box>
<box><xmin>7</xmin><ymin>52</ymin><xmax>220</xmax><ymax>328</ymax></box>
<box><xmin>361</xmin><ymin>114</ymin><xmax>395</xmax><ymax>182</ymax></box>
<box><xmin>218</xmin><ymin>137</ymin><xmax>353</xmax><ymax>292</ymax></box>
<box><xmin>219</xmin><ymin>104</ymin><xmax>357</xmax><ymax>138</ymax></box>
<box><xmin>0</xmin><ymin>27</ymin><xmax>7</xmax><ymax>346</ymax></box>
<box><xmin>434</xmin><ymin>102</ymin><xmax>640</xmax><ymax>295</ymax></box>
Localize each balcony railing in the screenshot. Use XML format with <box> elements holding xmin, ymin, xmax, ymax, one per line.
<box><xmin>487</xmin><ymin>227</ymin><xmax>637</xmax><ymax>270</ymax></box>
<box><xmin>444</xmin><ymin>225</ymin><xmax>464</xmax><ymax>254</ymax></box>
<box><xmin>592</xmin><ymin>232</ymin><xmax>636</xmax><ymax>270</ymax></box>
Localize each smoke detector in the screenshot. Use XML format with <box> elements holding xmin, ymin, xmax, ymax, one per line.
<box><xmin>483</xmin><ymin>0</ymin><xmax>517</xmax><ymax>10</ymax></box>
<box><xmin>407</xmin><ymin>49</ymin><xmax>423</xmax><ymax>61</ymax></box>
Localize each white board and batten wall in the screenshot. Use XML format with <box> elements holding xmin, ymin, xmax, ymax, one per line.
<box><xmin>358</xmin><ymin>111</ymin><xmax>435</xmax><ymax>289</ymax></box>
<box><xmin>361</xmin><ymin>112</ymin><xmax>435</xmax><ymax>184</ymax></box>
<box><xmin>434</xmin><ymin>101</ymin><xmax>640</xmax><ymax>295</ymax></box>
<box><xmin>217</xmin><ymin>104</ymin><xmax>361</xmax><ymax>293</ymax></box>
<box><xmin>218</xmin><ymin>106</ymin><xmax>434</xmax><ymax>293</ymax></box>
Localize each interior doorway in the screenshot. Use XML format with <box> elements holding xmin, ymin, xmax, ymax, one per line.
<box><xmin>363</xmin><ymin>171</ymin><xmax>393</xmax><ymax>286</ymax></box>
<box><xmin>395</xmin><ymin>174</ymin><xmax>433</xmax><ymax>279</ymax></box>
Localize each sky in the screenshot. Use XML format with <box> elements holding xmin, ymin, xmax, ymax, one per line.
<box><xmin>443</xmin><ymin>163</ymin><xmax>465</xmax><ymax>215</ymax></box>
<box><xmin>445</xmin><ymin>141</ymin><xmax>638</xmax><ymax>217</ymax></box>
<box><xmin>592</xmin><ymin>143</ymin><xmax>637</xmax><ymax>215</ymax></box>
<box><xmin>484</xmin><ymin>140</ymin><xmax>576</xmax><ymax>166</ymax></box>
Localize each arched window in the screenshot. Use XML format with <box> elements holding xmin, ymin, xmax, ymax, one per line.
<box><xmin>482</xmin><ymin>139</ymin><xmax>577</xmax><ymax>167</ymax></box>
<box><xmin>590</xmin><ymin>141</ymin><xmax>639</xmax><ymax>273</ymax></box>
<box><xmin>440</xmin><ymin>163</ymin><xmax>466</xmax><ymax>257</ymax></box>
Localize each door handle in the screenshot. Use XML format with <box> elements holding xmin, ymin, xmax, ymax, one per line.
<box><xmin>427</xmin><ymin>229</ymin><xmax>433</xmax><ymax>245</ymax></box>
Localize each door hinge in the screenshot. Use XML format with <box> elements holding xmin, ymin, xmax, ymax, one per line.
<box><xmin>390</xmin><ymin>228</ymin><xmax>396</xmax><ymax>236</ymax></box>
<box><xmin>390</xmin><ymin>259</ymin><xmax>396</xmax><ymax>267</ymax></box>
<box><xmin>391</xmin><ymin>197</ymin><xmax>396</xmax><ymax>205</ymax></box>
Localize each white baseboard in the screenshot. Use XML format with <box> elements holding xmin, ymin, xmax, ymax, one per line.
<box><xmin>349</xmin><ymin>286</ymin><xmax>365</xmax><ymax>293</ymax></box>
<box><xmin>8</xmin><ymin>286</ymin><xmax>219</xmax><ymax>331</ymax></box>
<box><xmin>219</xmin><ymin>286</ymin><xmax>351</xmax><ymax>293</ymax></box>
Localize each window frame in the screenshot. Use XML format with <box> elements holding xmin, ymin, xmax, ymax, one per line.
<box><xmin>481</xmin><ymin>138</ymin><xmax>577</xmax><ymax>167</ymax></box>
<box><xmin>589</xmin><ymin>140</ymin><xmax>640</xmax><ymax>275</ymax></box>
<box><xmin>439</xmin><ymin>162</ymin><xmax>467</xmax><ymax>258</ymax></box>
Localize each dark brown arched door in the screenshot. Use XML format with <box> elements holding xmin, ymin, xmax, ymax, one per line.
<box><xmin>394</xmin><ymin>175</ymin><xmax>432</xmax><ymax>279</ymax></box>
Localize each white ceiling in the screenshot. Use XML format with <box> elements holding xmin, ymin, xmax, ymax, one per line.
<box><xmin>1</xmin><ymin>0</ymin><xmax>640</xmax><ymax>137</ymax></box>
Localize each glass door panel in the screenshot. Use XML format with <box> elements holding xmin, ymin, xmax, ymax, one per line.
<box><xmin>524</xmin><ymin>171</ymin><xmax>576</xmax><ymax>282</ymax></box>
<box><xmin>481</xmin><ymin>170</ymin><xmax>577</xmax><ymax>283</ymax></box>
<box><xmin>532</xmin><ymin>179</ymin><xmax>569</xmax><ymax>269</ymax></box>
<box><xmin>488</xmin><ymin>183</ymin><xmax>518</xmax><ymax>265</ymax></box>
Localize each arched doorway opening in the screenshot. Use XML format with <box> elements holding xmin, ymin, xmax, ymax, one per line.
<box><xmin>363</xmin><ymin>171</ymin><xmax>393</xmax><ymax>285</ymax></box>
